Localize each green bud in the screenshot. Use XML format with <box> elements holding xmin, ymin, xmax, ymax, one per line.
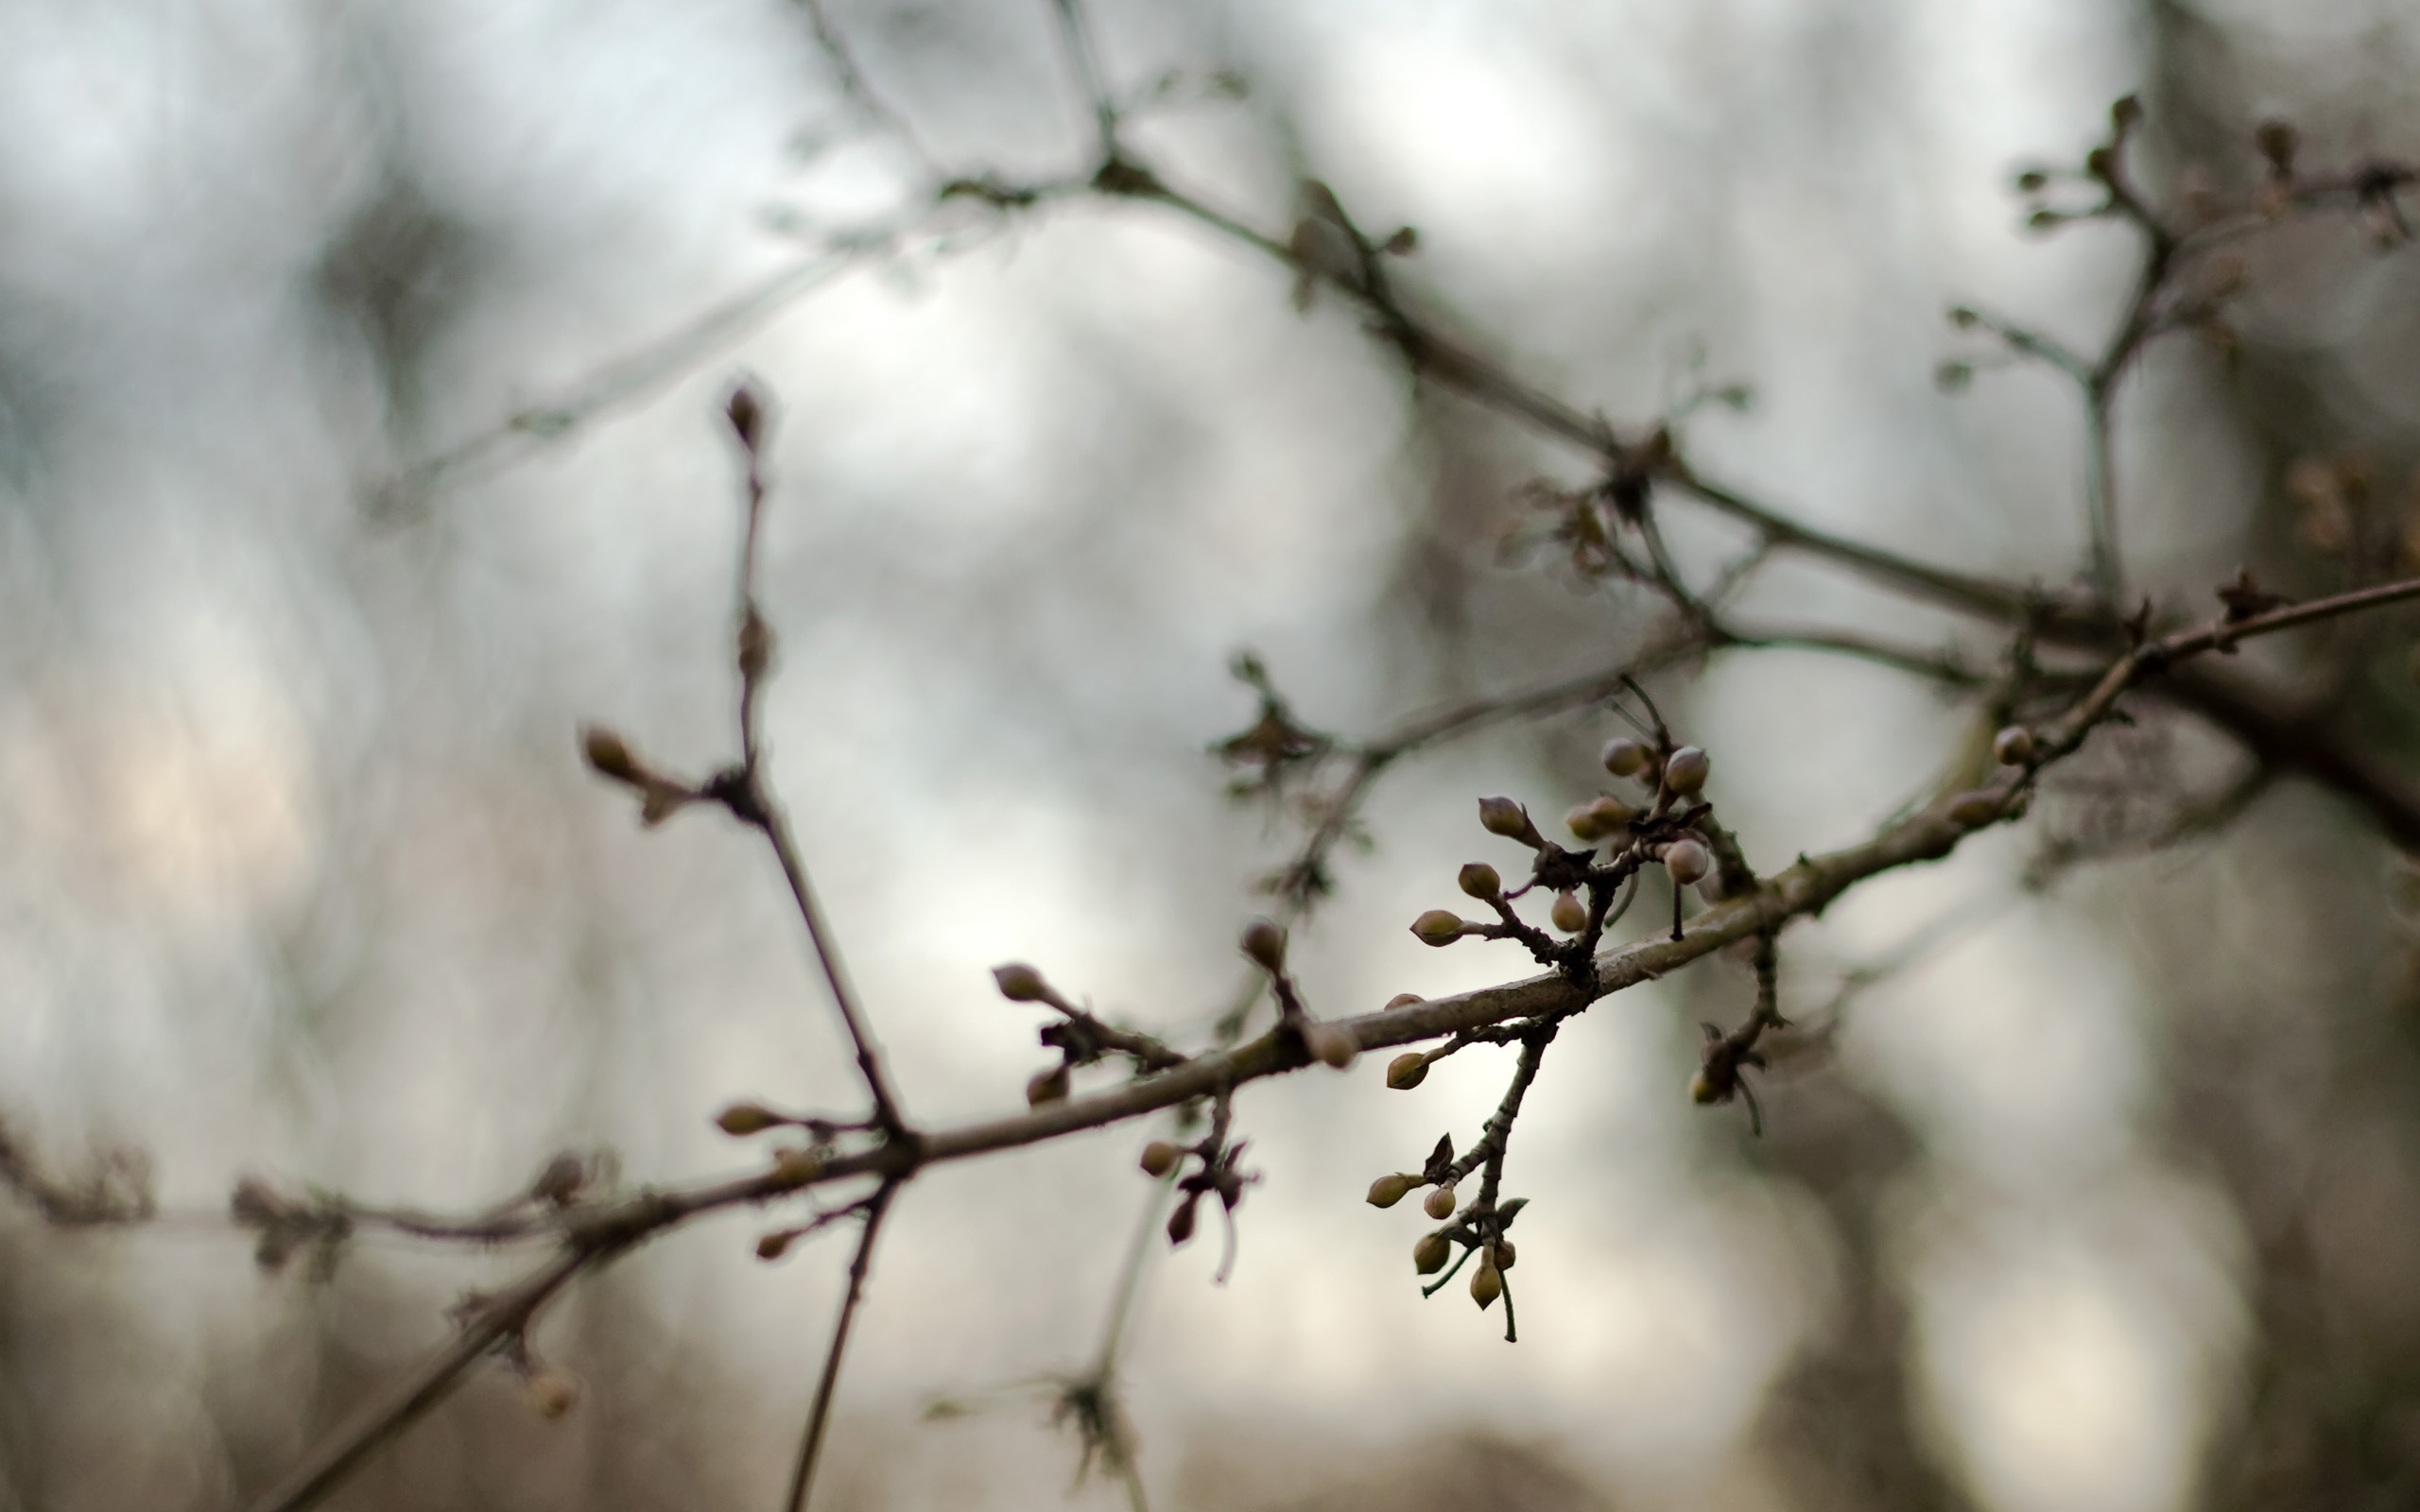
<box><xmin>717</xmin><ymin>1102</ymin><xmax>782</xmax><ymax>1136</ymax></box>
<box><xmin>992</xmin><ymin>963</ymin><xmax>1047</xmax><ymax>1002</ymax></box>
<box><xmin>1458</xmin><ymin>862</ymin><xmax>1502</xmax><ymax>900</ymax></box>
<box><xmin>1139</xmin><ymin>1141</ymin><xmax>1182</xmax><ymax>1178</ymax></box>
<box><xmin>1026</xmin><ymin>1064</ymin><xmax>1071</xmax><ymax>1107</ymax></box>
<box><xmin>1412</xmin><ymin>1231</ymin><xmax>1453</xmax><ymax>1274</ymax></box>
<box><xmin>1470</xmin><ymin>1252</ymin><xmax>1503</xmax><ymax>1308</ymax></box>
<box><xmin>1367</xmin><ymin>1173</ymin><xmax>1419</xmax><ymax>1209</ymax></box>
<box><xmin>1410</xmin><ymin>909</ymin><xmax>1468</xmax><ymax>947</ymax></box>
<box><xmin>1386</xmin><ymin>1053</ymin><xmax>1429</xmax><ymax>1091</ymax></box>
<box><xmin>1477</xmin><ymin>796</ymin><xmax>1544</xmax><ymax>848</ymax></box>
<box><xmin>1423</xmin><ymin>1182</ymin><xmax>1458</xmax><ymax>1221</ymax></box>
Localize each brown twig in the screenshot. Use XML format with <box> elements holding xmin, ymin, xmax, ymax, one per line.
<box><xmin>783</xmin><ymin>1178</ymin><xmax>901</xmax><ymax>1512</ymax></box>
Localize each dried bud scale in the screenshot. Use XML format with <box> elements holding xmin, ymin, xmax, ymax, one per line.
<box><xmin>581</xmin><ymin>727</ymin><xmax>641</xmax><ymax>782</ymax></box>
<box><xmin>1167</xmin><ymin>1194</ymin><xmax>1200</xmax><ymax>1246</ymax></box>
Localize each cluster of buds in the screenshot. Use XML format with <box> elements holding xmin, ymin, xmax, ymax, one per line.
<box><xmin>1138</xmin><ymin>1111</ymin><xmax>1258</xmax><ymax>1273</ymax></box>
<box><xmin>1366</xmin><ymin>1135</ymin><xmax>1527</xmax><ymax>1314</ymax></box>
<box><xmin>1409</xmin><ymin>722</ymin><xmax>1729</xmax><ymax>971</ymax></box>
<box><xmin>714</xmin><ymin>1101</ymin><xmax>856</xmax><ymax>1254</ymax></box>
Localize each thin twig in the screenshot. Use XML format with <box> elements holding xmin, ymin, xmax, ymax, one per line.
<box><xmin>784</xmin><ymin>1179</ymin><xmax>901</xmax><ymax>1512</ymax></box>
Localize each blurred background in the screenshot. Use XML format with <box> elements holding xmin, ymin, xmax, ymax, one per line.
<box><xmin>5</xmin><ymin>0</ymin><xmax>2420</xmax><ymax>1508</ymax></box>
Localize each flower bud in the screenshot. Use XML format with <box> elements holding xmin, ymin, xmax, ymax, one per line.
<box><xmin>1495</xmin><ymin>1240</ymin><xmax>1517</xmax><ymax>1271</ymax></box>
<box><xmin>1600</xmin><ymin>736</ymin><xmax>1649</xmax><ymax>777</ymax></box>
<box><xmin>1167</xmin><ymin>1194</ymin><xmax>1200</xmax><ymax>1246</ymax></box>
<box><xmin>1412</xmin><ymin>1231</ymin><xmax>1452</xmax><ymax>1275</ymax></box>
<box><xmin>581</xmin><ymin>726</ymin><xmax>641</xmax><ymax>782</ymax></box>
<box><xmin>716</xmin><ymin>1102</ymin><xmax>781</xmax><ymax>1137</ymax></box>
<box><xmin>1469</xmin><ymin>1252</ymin><xmax>1503</xmax><ymax>1308</ymax></box>
<box><xmin>757</xmin><ymin>1228</ymin><xmax>796</xmax><ymax>1261</ymax></box>
<box><xmin>1550</xmin><ymin>889</ymin><xmax>1588</xmax><ymax>934</ymax></box>
<box><xmin>1564</xmin><ymin>800</ymin><xmax>1613</xmax><ymax>842</ymax></box>
<box><xmin>1304</xmin><ymin>1022</ymin><xmax>1357</xmax><ymax>1070</ymax></box>
<box><xmin>2112</xmin><ymin>94</ymin><xmax>2143</xmax><ymax>129</ymax></box>
<box><xmin>1240</xmin><ymin>919</ymin><xmax>1288</xmax><ymax>971</ymax></box>
<box><xmin>1574</xmin><ymin>795</ymin><xmax>1638</xmax><ymax>841</ymax></box>
<box><xmin>1140</xmin><ymin>1141</ymin><xmax>1182</xmax><ymax>1178</ymax></box>
<box><xmin>1367</xmin><ymin>1173</ymin><xmax>1419</xmax><ymax>1209</ymax></box>
<box><xmin>1386</xmin><ymin>1053</ymin><xmax>1429</xmax><ymax>1091</ymax></box>
<box><xmin>771</xmin><ymin>1147</ymin><xmax>824</xmax><ymax>1185</ymax></box>
<box><xmin>1663</xmin><ymin>838</ymin><xmax>1711</xmax><ymax>886</ymax></box>
<box><xmin>992</xmin><ymin>963</ymin><xmax>1047</xmax><ymax>1002</ymax></box>
<box><xmin>1993</xmin><ymin>726</ymin><xmax>2035</xmax><ymax>765</ymax></box>
<box><xmin>1410</xmin><ymin>909</ymin><xmax>1468</xmax><ymax>947</ymax></box>
<box><xmin>1026</xmin><ymin>1064</ymin><xmax>1071</xmax><ymax>1107</ymax></box>
<box><xmin>1423</xmin><ymin>1183</ymin><xmax>1459</xmax><ymax>1221</ymax></box>
<box><xmin>1384</xmin><ymin>992</ymin><xmax>1425</xmax><ymax>1011</ymax></box>
<box><xmin>1477</xmin><ymin>797</ymin><xmax>1544</xmax><ymax>848</ymax></box>
<box><xmin>725</xmin><ymin>383</ymin><xmax>768</xmax><ymax>454</ymax></box>
<box><xmin>525</xmin><ymin>1366</ymin><xmax>581</xmax><ymax>1420</ymax></box>
<box><xmin>1688</xmin><ymin>1068</ymin><xmax>1719</xmax><ymax>1105</ymax></box>
<box><xmin>1663</xmin><ymin>746</ymin><xmax>1710</xmax><ymax>795</ymax></box>
<box><xmin>1946</xmin><ymin>790</ymin><xmax>2001</xmax><ymax>828</ymax></box>
<box><xmin>1457</xmin><ymin>862</ymin><xmax>1502</xmax><ymax>901</ymax></box>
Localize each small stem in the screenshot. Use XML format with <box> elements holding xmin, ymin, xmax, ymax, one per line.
<box><xmin>784</xmin><ymin>1180</ymin><xmax>900</xmax><ymax>1512</ymax></box>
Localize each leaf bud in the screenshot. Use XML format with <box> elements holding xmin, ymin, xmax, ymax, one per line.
<box><xmin>1477</xmin><ymin>796</ymin><xmax>1545</xmax><ymax>848</ymax></box>
<box><xmin>1139</xmin><ymin>1141</ymin><xmax>1182</xmax><ymax>1178</ymax></box>
<box><xmin>1993</xmin><ymin>725</ymin><xmax>2036</xmax><ymax>765</ymax></box>
<box><xmin>1026</xmin><ymin>1064</ymin><xmax>1072</xmax><ymax>1107</ymax></box>
<box><xmin>1457</xmin><ymin>862</ymin><xmax>1503</xmax><ymax>900</ymax></box>
<box><xmin>1423</xmin><ymin>1182</ymin><xmax>1459</xmax><ymax>1221</ymax></box>
<box><xmin>1570</xmin><ymin>795</ymin><xmax>1638</xmax><ymax>841</ymax></box>
<box><xmin>1366</xmin><ymin>1173</ymin><xmax>1419</xmax><ymax>1209</ymax></box>
<box><xmin>1386</xmin><ymin>1053</ymin><xmax>1429</xmax><ymax>1091</ymax></box>
<box><xmin>992</xmin><ymin>963</ymin><xmax>1048</xmax><ymax>1002</ymax></box>
<box><xmin>1304</xmin><ymin>1022</ymin><xmax>1357</xmax><ymax>1070</ymax></box>
<box><xmin>1549</xmin><ymin>889</ymin><xmax>1588</xmax><ymax>934</ymax></box>
<box><xmin>716</xmin><ymin>1102</ymin><xmax>782</xmax><ymax>1137</ymax></box>
<box><xmin>1410</xmin><ymin>909</ymin><xmax>1469</xmax><ymax>947</ymax></box>
<box><xmin>1240</xmin><ymin>918</ymin><xmax>1288</xmax><ymax>971</ymax></box>
<box><xmin>1662</xmin><ymin>838</ymin><xmax>1712</xmax><ymax>886</ymax></box>
<box><xmin>1383</xmin><ymin>992</ymin><xmax>1425</xmax><ymax>1011</ymax></box>
<box><xmin>1600</xmin><ymin>736</ymin><xmax>1649</xmax><ymax>777</ymax></box>
<box><xmin>525</xmin><ymin>1366</ymin><xmax>581</xmax><ymax>1420</ymax></box>
<box><xmin>1412</xmin><ymin>1231</ymin><xmax>1452</xmax><ymax>1274</ymax></box>
<box><xmin>756</xmin><ymin>1228</ymin><xmax>796</xmax><ymax>1261</ymax></box>
<box><xmin>1663</xmin><ymin>746</ymin><xmax>1710</xmax><ymax>795</ymax></box>
<box><xmin>1470</xmin><ymin>1252</ymin><xmax>1504</xmax><ymax>1308</ymax></box>
<box><xmin>581</xmin><ymin>726</ymin><xmax>641</xmax><ymax>783</ymax></box>
<box><xmin>1946</xmin><ymin>790</ymin><xmax>2002</xmax><ymax>828</ymax></box>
